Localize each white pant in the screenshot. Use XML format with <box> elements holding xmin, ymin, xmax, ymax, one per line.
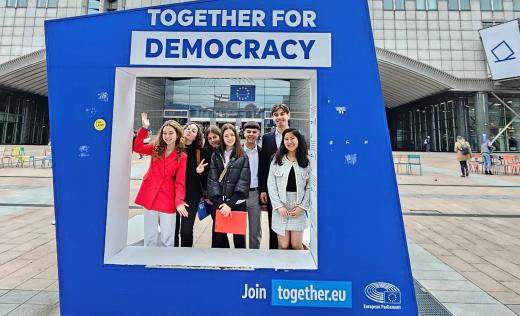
<box><xmin>144</xmin><ymin>209</ymin><xmax>177</xmax><ymax>247</ymax></box>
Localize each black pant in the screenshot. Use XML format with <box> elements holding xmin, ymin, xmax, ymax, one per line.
<box><xmin>211</xmin><ymin>205</ymin><xmax>246</xmax><ymax>249</ymax></box>
<box><xmin>266</xmin><ymin>202</ymin><xmax>278</xmax><ymax>249</ymax></box>
<box><xmin>174</xmin><ymin>195</ymin><xmax>199</xmax><ymax>247</ymax></box>
<box><xmin>459</xmin><ymin>161</ymin><xmax>469</xmax><ymax>176</ymax></box>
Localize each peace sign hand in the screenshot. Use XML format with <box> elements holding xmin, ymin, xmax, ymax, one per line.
<box><xmin>141</xmin><ymin>112</ymin><xmax>150</xmax><ymax>129</ymax></box>
<box><xmin>196</xmin><ymin>158</ymin><xmax>208</xmax><ymax>174</ymax></box>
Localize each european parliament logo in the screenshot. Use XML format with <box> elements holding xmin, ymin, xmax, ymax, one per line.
<box><xmin>363</xmin><ymin>282</ymin><xmax>402</xmax><ymax>311</ymax></box>
<box><xmin>230</xmin><ymin>85</ymin><xmax>256</xmax><ymax>101</ymax></box>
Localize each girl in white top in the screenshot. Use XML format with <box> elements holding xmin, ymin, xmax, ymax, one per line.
<box><xmin>267</xmin><ymin>128</ymin><xmax>311</xmax><ymax>250</ymax></box>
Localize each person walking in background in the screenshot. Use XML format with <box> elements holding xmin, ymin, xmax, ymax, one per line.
<box><xmin>174</xmin><ymin>122</ymin><xmax>208</xmax><ymax>247</ymax></box>
<box><xmin>455</xmin><ymin>136</ymin><xmax>472</xmax><ymax>177</ymax></box>
<box><xmin>133</xmin><ymin>113</ymin><xmax>188</xmax><ymax>247</ymax></box>
<box><xmin>242</xmin><ymin>121</ymin><xmax>263</xmax><ymax>249</ymax></box>
<box><xmin>424</xmin><ymin>136</ymin><xmax>431</xmax><ymax>152</ymax></box>
<box><xmin>259</xmin><ymin>103</ymin><xmax>291</xmax><ymax>250</ymax></box>
<box><xmin>267</xmin><ymin>128</ymin><xmax>310</xmax><ymax>250</ymax></box>
<box><xmin>207</xmin><ymin>123</ymin><xmax>250</xmax><ymax>249</ymax></box>
<box><xmin>481</xmin><ymin>138</ymin><xmax>495</xmax><ymax>175</ymax></box>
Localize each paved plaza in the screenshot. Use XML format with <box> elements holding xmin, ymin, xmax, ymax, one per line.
<box><xmin>0</xmin><ymin>146</ymin><xmax>519</xmax><ymax>315</ymax></box>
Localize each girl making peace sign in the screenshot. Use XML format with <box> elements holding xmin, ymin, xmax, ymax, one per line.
<box><xmin>133</xmin><ymin>113</ymin><xmax>188</xmax><ymax>247</ymax></box>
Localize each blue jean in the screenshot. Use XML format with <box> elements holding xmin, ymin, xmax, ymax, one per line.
<box><xmin>482</xmin><ymin>152</ymin><xmax>492</xmax><ymax>171</ymax></box>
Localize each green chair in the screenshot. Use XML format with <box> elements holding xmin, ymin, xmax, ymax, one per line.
<box><xmin>407</xmin><ymin>154</ymin><xmax>422</xmax><ymax>175</ymax></box>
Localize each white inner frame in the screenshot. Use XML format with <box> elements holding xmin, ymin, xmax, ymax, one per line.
<box><xmin>104</xmin><ymin>67</ymin><xmax>318</xmax><ymax>270</ymax></box>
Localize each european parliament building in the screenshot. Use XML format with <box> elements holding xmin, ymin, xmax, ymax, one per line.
<box><xmin>0</xmin><ymin>0</ymin><xmax>519</xmax><ymax>153</ymax></box>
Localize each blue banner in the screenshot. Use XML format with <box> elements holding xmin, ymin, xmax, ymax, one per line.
<box><xmin>230</xmin><ymin>85</ymin><xmax>256</xmax><ymax>101</ymax></box>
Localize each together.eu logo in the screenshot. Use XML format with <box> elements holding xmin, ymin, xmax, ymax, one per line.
<box><xmin>363</xmin><ymin>282</ymin><xmax>402</xmax><ymax>311</ymax></box>
<box><xmin>272</xmin><ymin>280</ymin><xmax>352</xmax><ymax>308</ymax></box>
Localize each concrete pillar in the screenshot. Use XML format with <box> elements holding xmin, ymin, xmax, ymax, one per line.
<box><xmin>474</xmin><ymin>92</ymin><xmax>489</xmax><ymax>144</ymax></box>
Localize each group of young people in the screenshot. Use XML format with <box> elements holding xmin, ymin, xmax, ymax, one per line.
<box><xmin>132</xmin><ymin>103</ymin><xmax>311</xmax><ymax>250</ymax></box>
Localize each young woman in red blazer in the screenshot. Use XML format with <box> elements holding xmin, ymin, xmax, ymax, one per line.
<box><xmin>133</xmin><ymin>113</ymin><xmax>188</xmax><ymax>247</ymax></box>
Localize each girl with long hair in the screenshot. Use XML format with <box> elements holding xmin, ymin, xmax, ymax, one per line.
<box><xmin>133</xmin><ymin>113</ymin><xmax>188</xmax><ymax>247</ymax></box>
<box><xmin>207</xmin><ymin>123</ymin><xmax>250</xmax><ymax>248</ymax></box>
<box><xmin>174</xmin><ymin>122</ymin><xmax>209</xmax><ymax>247</ymax></box>
<box><xmin>203</xmin><ymin>125</ymin><xmax>221</xmax><ymax>155</ymax></box>
<box><xmin>267</xmin><ymin>128</ymin><xmax>310</xmax><ymax>250</ymax></box>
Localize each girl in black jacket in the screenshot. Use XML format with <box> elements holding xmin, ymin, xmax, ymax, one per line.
<box><xmin>174</xmin><ymin>122</ymin><xmax>208</xmax><ymax>247</ymax></box>
<box><xmin>207</xmin><ymin>123</ymin><xmax>250</xmax><ymax>248</ymax></box>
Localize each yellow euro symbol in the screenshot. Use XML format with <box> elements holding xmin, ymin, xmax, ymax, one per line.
<box><xmin>94</xmin><ymin>119</ymin><xmax>106</xmax><ymax>131</ymax></box>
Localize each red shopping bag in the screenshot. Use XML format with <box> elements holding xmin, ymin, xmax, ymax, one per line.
<box><xmin>215</xmin><ymin>210</ymin><xmax>247</xmax><ymax>235</ymax></box>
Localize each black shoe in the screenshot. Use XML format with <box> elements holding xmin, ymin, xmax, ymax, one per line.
<box><xmin>460</xmin><ymin>174</ymin><xmax>465</xmax><ymax>177</ymax></box>
<box><xmin>466</xmin><ymin>173</ymin><xmax>469</xmax><ymax>177</ymax></box>
<box><xmin>485</xmin><ymin>171</ymin><xmax>489</xmax><ymax>175</ymax></box>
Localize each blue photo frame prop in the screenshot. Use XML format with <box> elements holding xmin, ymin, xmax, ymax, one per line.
<box><xmin>45</xmin><ymin>0</ymin><xmax>417</xmax><ymax>314</ymax></box>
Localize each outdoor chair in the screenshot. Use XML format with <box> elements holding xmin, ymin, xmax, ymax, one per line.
<box><xmin>407</xmin><ymin>154</ymin><xmax>422</xmax><ymax>175</ymax></box>
<box><xmin>0</xmin><ymin>146</ymin><xmax>13</xmax><ymax>167</ymax></box>
<box><xmin>468</xmin><ymin>153</ymin><xmax>482</xmax><ymax>174</ymax></box>
<box><xmin>11</xmin><ymin>147</ymin><xmax>34</xmax><ymax>167</ymax></box>
<box><xmin>491</xmin><ymin>155</ymin><xmax>505</xmax><ymax>175</ymax></box>
<box><xmin>393</xmin><ymin>154</ymin><xmax>410</xmax><ymax>174</ymax></box>
<box><xmin>502</xmin><ymin>155</ymin><xmax>520</xmax><ymax>176</ymax></box>
<box><xmin>42</xmin><ymin>147</ymin><xmax>52</xmax><ymax>168</ymax></box>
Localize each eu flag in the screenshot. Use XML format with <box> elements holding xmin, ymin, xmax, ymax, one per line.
<box><xmin>230</xmin><ymin>85</ymin><xmax>256</xmax><ymax>101</ymax></box>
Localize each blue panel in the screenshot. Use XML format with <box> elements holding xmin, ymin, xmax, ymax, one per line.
<box><xmin>45</xmin><ymin>0</ymin><xmax>417</xmax><ymax>315</ymax></box>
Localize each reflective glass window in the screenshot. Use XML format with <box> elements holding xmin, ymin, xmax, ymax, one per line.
<box><xmin>492</xmin><ymin>0</ymin><xmax>503</xmax><ymax>10</ymax></box>
<box><xmin>515</xmin><ymin>0</ymin><xmax>520</xmax><ymax>11</ymax></box>
<box><xmin>481</xmin><ymin>0</ymin><xmax>492</xmax><ymax>10</ymax></box>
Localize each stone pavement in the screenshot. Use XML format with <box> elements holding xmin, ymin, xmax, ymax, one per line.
<box><xmin>0</xmin><ymin>147</ymin><xmax>520</xmax><ymax>315</ymax></box>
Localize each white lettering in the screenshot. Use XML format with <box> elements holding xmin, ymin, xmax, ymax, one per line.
<box><xmin>272</xmin><ymin>10</ymin><xmax>284</xmax><ymax>27</ymax></box>
<box><xmin>194</xmin><ymin>10</ymin><xmax>207</xmax><ymax>26</ymax></box>
<box><xmin>148</xmin><ymin>9</ymin><xmax>161</xmax><ymax>26</ymax></box>
<box><xmin>160</xmin><ymin>9</ymin><xmax>176</xmax><ymax>27</ymax></box>
<box><xmin>303</xmin><ymin>10</ymin><xmax>317</xmax><ymax>27</ymax></box>
<box><xmin>222</xmin><ymin>10</ymin><xmax>237</xmax><ymax>27</ymax></box>
<box><xmin>238</xmin><ymin>10</ymin><xmax>250</xmax><ymax>27</ymax></box>
<box><xmin>285</xmin><ymin>10</ymin><xmax>302</xmax><ymax>27</ymax></box>
<box><xmin>178</xmin><ymin>9</ymin><xmax>194</xmax><ymax>27</ymax></box>
<box><xmin>252</xmin><ymin>10</ymin><xmax>266</xmax><ymax>27</ymax></box>
<box><xmin>207</xmin><ymin>10</ymin><xmax>221</xmax><ymax>26</ymax></box>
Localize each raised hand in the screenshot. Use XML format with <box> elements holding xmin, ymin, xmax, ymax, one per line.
<box><xmin>141</xmin><ymin>112</ymin><xmax>150</xmax><ymax>129</ymax></box>
<box><xmin>196</xmin><ymin>158</ymin><xmax>209</xmax><ymax>174</ymax></box>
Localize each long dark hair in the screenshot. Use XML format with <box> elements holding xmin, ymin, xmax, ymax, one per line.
<box><xmin>275</xmin><ymin>128</ymin><xmax>309</xmax><ymax>168</ymax></box>
<box><xmin>219</xmin><ymin>123</ymin><xmax>245</xmax><ymax>159</ymax></box>
<box><xmin>153</xmin><ymin>120</ymin><xmax>185</xmax><ymax>160</ymax></box>
<box><xmin>203</xmin><ymin>125</ymin><xmax>221</xmax><ymax>151</ymax></box>
<box><xmin>183</xmin><ymin>122</ymin><xmax>204</xmax><ymax>148</ymax></box>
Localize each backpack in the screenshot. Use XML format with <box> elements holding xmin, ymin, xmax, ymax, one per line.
<box><xmin>460</xmin><ymin>143</ymin><xmax>470</xmax><ymax>155</ymax></box>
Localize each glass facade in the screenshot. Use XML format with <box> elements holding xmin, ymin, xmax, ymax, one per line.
<box><xmin>389</xmin><ymin>92</ymin><xmax>520</xmax><ymax>152</ymax></box>
<box><xmin>163</xmin><ymin>78</ymin><xmax>310</xmax><ymax>137</ymax></box>
<box><xmin>0</xmin><ymin>91</ymin><xmax>49</xmax><ymax>145</ymax></box>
